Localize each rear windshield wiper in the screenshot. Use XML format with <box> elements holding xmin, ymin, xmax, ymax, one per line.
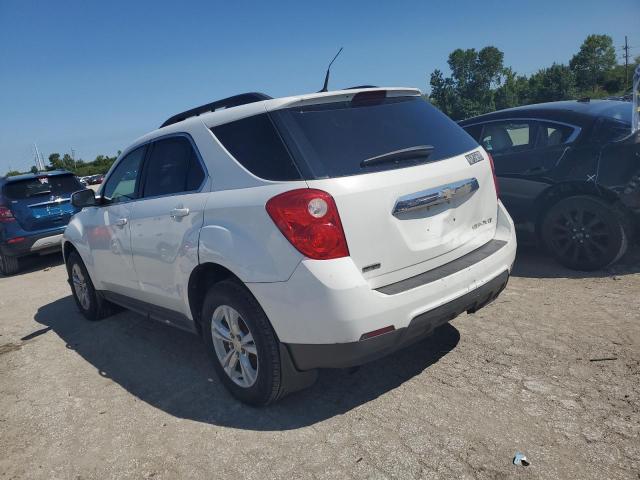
<box><xmin>360</xmin><ymin>145</ymin><xmax>435</xmax><ymax>168</ymax></box>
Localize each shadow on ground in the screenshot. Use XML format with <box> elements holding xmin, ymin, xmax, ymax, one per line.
<box><xmin>34</xmin><ymin>296</ymin><xmax>459</xmax><ymax>430</ymax></box>
<box><xmin>511</xmin><ymin>244</ymin><xmax>640</xmax><ymax>279</ymax></box>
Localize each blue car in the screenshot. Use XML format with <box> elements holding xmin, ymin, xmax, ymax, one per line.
<box><xmin>0</xmin><ymin>170</ymin><xmax>83</xmax><ymax>275</ymax></box>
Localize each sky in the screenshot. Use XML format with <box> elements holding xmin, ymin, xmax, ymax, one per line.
<box><xmin>0</xmin><ymin>0</ymin><xmax>638</xmax><ymax>174</ymax></box>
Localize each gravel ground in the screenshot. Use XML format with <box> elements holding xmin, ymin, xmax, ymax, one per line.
<box><xmin>0</xmin><ymin>246</ymin><xmax>639</xmax><ymax>479</ymax></box>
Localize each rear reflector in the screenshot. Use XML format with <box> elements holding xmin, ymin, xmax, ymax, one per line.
<box><xmin>360</xmin><ymin>325</ymin><xmax>395</xmax><ymax>341</ymax></box>
<box><xmin>7</xmin><ymin>237</ymin><xmax>25</xmax><ymax>244</ymax></box>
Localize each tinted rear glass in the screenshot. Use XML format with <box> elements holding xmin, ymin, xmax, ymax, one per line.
<box><xmin>271</xmin><ymin>96</ymin><xmax>479</xmax><ymax>178</ymax></box>
<box><xmin>212</xmin><ymin>114</ymin><xmax>301</xmax><ymax>181</ymax></box>
<box><xmin>598</xmin><ymin>103</ymin><xmax>631</xmax><ymax>124</ymax></box>
<box><xmin>3</xmin><ymin>174</ymin><xmax>82</xmax><ymax>200</ymax></box>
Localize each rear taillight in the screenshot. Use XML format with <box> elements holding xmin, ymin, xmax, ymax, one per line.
<box><xmin>0</xmin><ymin>206</ymin><xmax>15</xmax><ymax>223</ymax></box>
<box><xmin>487</xmin><ymin>153</ymin><xmax>500</xmax><ymax>198</ymax></box>
<box><xmin>266</xmin><ymin>189</ymin><xmax>349</xmax><ymax>260</ymax></box>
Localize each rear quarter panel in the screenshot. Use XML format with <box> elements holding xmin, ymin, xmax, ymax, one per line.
<box><xmin>198</xmin><ymin>183</ymin><xmax>306</xmax><ymax>282</ymax></box>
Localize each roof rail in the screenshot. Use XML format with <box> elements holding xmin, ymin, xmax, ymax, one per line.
<box><xmin>345</xmin><ymin>85</ymin><xmax>378</xmax><ymax>90</ymax></box>
<box><xmin>160</xmin><ymin>92</ymin><xmax>272</xmax><ymax>128</ymax></box>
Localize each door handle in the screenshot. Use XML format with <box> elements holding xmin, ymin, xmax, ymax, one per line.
<box><xmin>170</xmin><ymin>207</ymin><xmax>190</xmax><ymax>218</ymax></box>
<box><xmin>115</xmin><ymin>218</ymin><xmax>128</xmax><ymax>227</ymax></box>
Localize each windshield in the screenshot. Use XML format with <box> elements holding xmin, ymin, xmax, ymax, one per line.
<box><xmin>270</xmin><ymin>96</ymin><xmax>479</xmax><ymax>179</ymax></box>
<box><xmin>2</xmin><ymin>174</ymin><xmax>82</xmax><ymax>200</ymax></box>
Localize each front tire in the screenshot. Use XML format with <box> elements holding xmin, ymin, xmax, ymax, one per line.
<box><xmin>201</xmin><ymin>280</ymin><xmax>283</xmax><ymax>406</ymax></box>
<box><xmin>66</xmin><ymin>251</ymin><xmax>110</xmax><ymax>321</ymax></box>
<box><xmin>541</xmin><ymin>195</ymin><xmax>628</xmax><ymax>271</ymax></box>
<box><xmin>0</xmin><ymin>252</ymin><xmax>20</xmax><ymax>276</ymax></box>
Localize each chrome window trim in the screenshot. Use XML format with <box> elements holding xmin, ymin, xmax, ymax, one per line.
<box><xmin>463</xmin><ymin>117</ymin><xmax>582</xmax><ymax>146</ymax></box>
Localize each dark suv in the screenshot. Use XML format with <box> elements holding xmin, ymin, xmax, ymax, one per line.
<box><xmin>0</xmin><ymin>170</ymin><xmax>82</xmax><ymax>275</ymax></box>
<box><xmin>460</xmin><ymin>100</ymin><xmax>639</xmax><ymax>270</ymax></box>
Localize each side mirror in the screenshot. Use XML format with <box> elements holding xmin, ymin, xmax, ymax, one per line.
<box><xmin>72</xmin><ymin>189</ymin><xmax>98</xmax><ymax>208</ymax></box>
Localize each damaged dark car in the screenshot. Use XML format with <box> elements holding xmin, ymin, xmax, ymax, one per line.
<box><xmin>460</xmin><ymin>100</ymin><xmax>639</xmax><ymax>271</ymax></box>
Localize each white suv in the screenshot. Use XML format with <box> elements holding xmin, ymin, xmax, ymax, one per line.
<box><xmin>64</xmin><ymin>88</ymin><xmax>516</xmax><ymax>405</ymax></box>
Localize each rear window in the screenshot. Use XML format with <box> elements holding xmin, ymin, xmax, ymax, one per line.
<box><xmin>271</xmin><ymin>96</ymin><xmax>479</xmax><ymax>179</ymax></box>
<box><xmin>2</xmin><ymin>174</ymin><xmax>82</xmax><ymax>200</ymax></box>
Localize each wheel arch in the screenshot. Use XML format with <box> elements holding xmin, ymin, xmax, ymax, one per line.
<box><xmin>62</xmin><ymin>240</ymin><xmax>78</xmax><ymax>264</ymax></box>
<box><xmin>187</xmin><ymin>262</ymin><xmax>244</xmax><ymax>334</ymax></box>
<box><xmin>534</xmin><ymin>181</ymin><xmax>622</xmax><ymax>237</ymax></box>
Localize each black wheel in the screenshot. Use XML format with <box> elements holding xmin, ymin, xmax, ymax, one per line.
<box><xmin>66</xmin><ymin>251</ymin><xmax>110</xmax><ymax>321</ymax></box>
<box><xmin>541</xmin><ymin>195</ymin><xmax>628</xmax><ymax>271</ymax></box>
<box><xmin>0</xmin><ymin>251</ymin><xmax>20</xmax><ymax>276</ymax></box>
<box><xmin>201</xmin><ymin>280</ymin><xmax>285</xmax><ymax>406</ymax></box>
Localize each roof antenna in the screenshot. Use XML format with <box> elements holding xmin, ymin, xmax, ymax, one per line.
<box><xmin>319</xmin><ymin>47</ymin><xmax>343</xmax><ymax>93</ymax></box>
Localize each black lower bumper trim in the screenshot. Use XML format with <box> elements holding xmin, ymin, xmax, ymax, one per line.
<box><xmin>0</xmin><ymin>230</ymin><xmax>64</xmax><ymax>257</ymax></box>
<box><xmin>285</xmin><ymin>270</ymin><xmax>510</xmax><ymax>370</ymax></box>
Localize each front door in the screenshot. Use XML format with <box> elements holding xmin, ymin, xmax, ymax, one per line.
<box><xmin>129</xmin><ymin>135</ymin><xmax>208</xmax><ymax>321</ymax></box>
<box><xmin>85</xmin><ymin>146</ymin><xmax>146</xmax><ymax>296</ymax></box>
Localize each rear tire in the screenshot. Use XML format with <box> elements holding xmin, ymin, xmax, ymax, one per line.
<box><xmin>541</xmin><ymin>195</ymin><xmax>628</xmax><ymax>271</ymax></box>
<box><xmin>0</xmin><ymin>252</ymin><xmax>20</xmax><ymax>276</ymax></box>
<box><xmin>66</xmin><ymin>251</ymin><xmax>110</xmax><ymax>321</ymax></box>
<box><xmin>201</xmin><ymin>280</ymin><xmax>284</xmax><ymax>406</ymax></box>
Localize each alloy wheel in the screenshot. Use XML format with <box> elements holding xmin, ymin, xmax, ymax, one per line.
<box><xmin>210</xmin><ymin>305</ymin><xmax>259</xmax><ymax>388</ymax></box>
<box><xmin>548</xmin><ymin>205</ymin><xmax>612</xmax><ymax>267</ymax></box>
<box><xmin>71</xmin><ymin>263</ymin><xmax>91</xmax><ymax>310</ymax></box>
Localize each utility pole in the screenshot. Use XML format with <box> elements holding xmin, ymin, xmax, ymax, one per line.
<box><xmin>623</xmin><ymin>36</ymin><xmax>631</xmax><ymax>90</ymax></box>
<box><xmin>71</xmin><ymin>147</ymin><xmax>76</xmax><ymax>169</ymax></box>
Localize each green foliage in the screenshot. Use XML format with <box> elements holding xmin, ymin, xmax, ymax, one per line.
<box><xmin>569</xmin><ymin>34</ymin><xmax>617</xmax><ymax>92</ymax></box>
<box><xmin>430</xmin><ymin>46</ymin><xmax>506</xmax><ymax>119</ymax></box>
<box><xmin>429</xmin><ymin>33</ymin><xmax>631</xmax><ymax>120</ymax></box>
<box><xmin>5</xmin><ymin>170</ymin><xmax>22</xmax><ymax>177</ymax></box>
<box><xmin>528</xmin><ymin>63</ymin><xmax>577</xmax><ymax>103</ymax></box>
<box><xmin>4</xmin><ymin>151</ymin><xmax>118</xmax><ymax>178</ymax></box>
<box><xmin>45</xmin><ymin>151</ymin><xmax>117</xmax><ymax>176</ymax></box>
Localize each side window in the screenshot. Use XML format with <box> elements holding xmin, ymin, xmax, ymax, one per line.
<box><xmin>211</xmin><ymin>114</ymin><xmax>301</xmax><ymax>181</ymax></box>
<box><xmin>480</xmin><ymin>122</ymin><xmax>536</xmax><ymax>154</ymax></box>
<box><xmin>463</xmin><ymin>124</ymin><xmax>483</xmax><ymax>142</ymax></box>
<box><xmin>143</xmin><ymin>136</ymin><xmax>205</xmax><ymax>197</ymax></box>
<box><xmin>537</xmin><ymin>122</ymin><xmax>576</xmax><ymax>148</ymax></box>
<box><xmin>102</xmin><ymin>147</ymin><xmax>145</xmax><ymax>203</ymax></box>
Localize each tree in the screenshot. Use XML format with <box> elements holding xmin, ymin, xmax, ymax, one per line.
<box><xmin>569</xmin><ymin>34</ymin><xmax>617</xmax><ymax>92</ymax></box>
<box><xmin>5</xmin><ymin>170</ymin><xmax>22</xmax><ymax>177</ymax></box>
<box><xmin>429</xmin><ymin>46</ymin><xmax>505</xmax><ymax>119</ymax></box>
<box><xmin>528</xmin><ymin>63</ymin><xmax>576</xmax><ymax>103</ymax></box>
<box><xmin>48</xmin><ymin>153</ymin><xmax>62</xmax><ymax>170</ymax></box>
<box><xmin>30</xmin><ymin>166</ymin><xmax>39</xmax><ymax>174</ymax></box>
<box><xmin>494</xmin><ymin>68</ymin><xmax>529</xmax><ymax>110</ymax></box>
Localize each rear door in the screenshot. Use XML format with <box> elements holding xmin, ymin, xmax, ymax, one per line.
<box><xmin>2</xmin><ymin>174</ymin><xmax>81</xmax><ymax>231</ymax></box>
<box><xmin>476</xmin><ymin>120</ymin><xmax>543</xmax><ymax>223</ymax></box>
<box><xmin>268</xmin><ymin>94</ymin><xmax>499</xmax><ymax>279</ymax></box>
<box><xmin>129</xmin><ymin>135</ymin><xmax>208</xmax><ymax>321</ymax></box>
<box><xmin>476</xmin><ymin>120</ymin><xmax>578</xmax><ymax>223</ymax></box>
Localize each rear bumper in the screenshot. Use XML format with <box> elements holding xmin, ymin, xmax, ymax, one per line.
<box><xmin>0</xmin><ymin>228</ymin><xmax>65</xmax><ymax>257</ymax></box>
<box><xmin>286</xmin><ymin>270</ymin><xmax>509</xmax><ymax>369</ymax></box>
<box><xmin>248</xmin><ymin>201</ymin><xmax>517</xmax><ymax>363</ymax></box>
